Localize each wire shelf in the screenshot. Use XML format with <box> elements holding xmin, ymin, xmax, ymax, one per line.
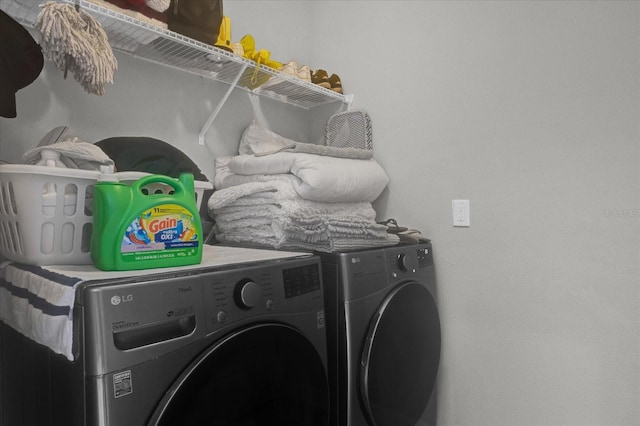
<box><xmin>1</xmin><ymin>0</ymin><xmax>351</xmax><ymax>110</ymax></box>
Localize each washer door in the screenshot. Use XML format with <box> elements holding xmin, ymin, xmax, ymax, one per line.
<box><xmin>360</xmin><ymin>282</ymin><xmax>441</xmax><ymax>426</ymax></box>
<box><xmin>149</xmin><ymin>323</ymin><xmax>329</xmax><ymax>426</ymax></box>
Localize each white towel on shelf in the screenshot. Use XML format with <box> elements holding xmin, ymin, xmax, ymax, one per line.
<box><xmin>216</xmin><ymin>153</ymin><xmax>389</xmax><ymax>203</ymax></box>
<box><xmin>209</xmin><ymin>180</ymin><xmax>377</xmax><ymax>220</ymax></box>
<box><xmin>239</xmin><ymin>123</ymin><xmax>373</xmax><ymax>159</ymax></box>
<box><xmin>214</xmin><ymin>156</ymin><xmax>298</xmax><ymax>190</ymax></box>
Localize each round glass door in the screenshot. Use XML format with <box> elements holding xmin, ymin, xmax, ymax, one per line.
<box><xmin>149</xmin><ymin>323</ymin><xmax>329</xmax><ymax>426</ymax></box>
<box><xmin>360</xmin><ymin>282</ymin><xmax>441</xmax><ymax>426</ymax></box>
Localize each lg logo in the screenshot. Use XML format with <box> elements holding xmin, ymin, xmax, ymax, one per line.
<box><xmin>111</xmin><ymin>294</ymin><xmax>134</xmax><ymax>305</ymax></box>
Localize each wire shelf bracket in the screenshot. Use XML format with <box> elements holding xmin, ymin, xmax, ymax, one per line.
<box><xmin>198</xmin><ymin>63</ymin><xmax>248</xmax><ymax>146</ymax></box>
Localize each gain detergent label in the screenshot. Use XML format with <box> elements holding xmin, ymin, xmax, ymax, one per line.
<box><xmin>121</xmin><ymin>204</ymin><xmax>199</xmax><ymax>263</ymax></box>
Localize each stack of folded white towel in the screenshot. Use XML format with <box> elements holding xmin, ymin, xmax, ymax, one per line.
<box><xmin>207</xmin><ymin>124</ymin><xmax>399</xmax><ymax>252</ymax></box>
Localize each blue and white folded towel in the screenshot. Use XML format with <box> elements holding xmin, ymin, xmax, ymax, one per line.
<box><xmin>0</xmin><ymin>263</ymin><xmax>81</xmax><ymax>361</ymax></box>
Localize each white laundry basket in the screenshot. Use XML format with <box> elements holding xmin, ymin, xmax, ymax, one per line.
<box><xmin>0</xmin><ymin>165</ymin><xmax>211</xmax><ymax>266</ymax></box>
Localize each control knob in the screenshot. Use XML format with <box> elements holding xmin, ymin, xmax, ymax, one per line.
<box><xmin>234</xmin><ymin>279</ymin><xmax>261</xmax><ymax>309</ymax></box>
<box><xmin>397</xmin><ymin>253</ymin><xmax>414</xmax><ymax>272</ymax></box>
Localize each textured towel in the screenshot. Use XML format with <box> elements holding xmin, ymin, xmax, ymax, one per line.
<box><xmin>214</xmin><ymin>202</ymin><xmax>376</xmax><ymax>224</ymax></box>
<box><xmin>209</xmin><ymin>180</ymin><xmax>297</xmax><ymax>208</ymax></box>
<box><xmin>209</xmin><ymin>180</ymin><xmax>399</xmax><ymax>252</ymax></box>
<box><xmin>209</xmin><ymin>180</ymin><xmax>376</xmax><ymax>218</ymax></box>
<box><xmin>215</xmin><ymin>228</ymin><xmax>399</xmax><ymax>253</ymax></box>
<box><xmin>215</xmin><ymin>216</ymin><xmax>393</xmax><ymax>242</ymax></box>
<box><xmin>214</xmin><ymin>218</ymin><xmax>390</xmax><ymax>246</ymax></box>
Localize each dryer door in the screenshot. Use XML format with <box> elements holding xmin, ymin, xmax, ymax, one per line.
<box><xmin>148</xmin><ymin>323</ymin><xmax>329</xmax><ymax>426</ymax></box>
<box><xmin>360</xmin><ymin>282</ymin><xmax>441</xmax><ymax>426</ymax></box>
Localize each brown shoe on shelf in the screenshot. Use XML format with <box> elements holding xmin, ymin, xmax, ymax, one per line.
<box><xmin>311</xmin><ymin>69</ymin><xmax>331</xmax><ymax>89</ymax></box>
<box><xmin>329</xmin><ymin>73</ymin><xmax>343</xmax><ymax>94</ymax></box>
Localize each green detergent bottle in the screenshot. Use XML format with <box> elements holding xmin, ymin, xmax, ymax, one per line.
<box><xmin>91</xmin><ymin>172</ymin><xmax>203</xmax><ymax>271</ymax></box>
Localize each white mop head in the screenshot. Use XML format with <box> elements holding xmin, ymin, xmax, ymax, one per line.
<box><xmin>36</xmin><ymin>1</ymin><xmax>118</xmax><ymax>95</ymax></box>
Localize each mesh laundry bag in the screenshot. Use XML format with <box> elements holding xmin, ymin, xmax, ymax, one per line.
<box><xmin>324</xmin><ymin>109</ymin><xmax>373</xmax><ymax>150</ymax></box>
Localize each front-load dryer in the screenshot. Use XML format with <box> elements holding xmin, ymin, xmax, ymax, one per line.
<box><xmin>319</xmin><ymin>242</ymin><xmax>441</xmax><ymax>426</ymax></box>
<box><xmin>0</xmin><ymin>245</ymin><xmax>329</xmax><ymax>426</ymax></box>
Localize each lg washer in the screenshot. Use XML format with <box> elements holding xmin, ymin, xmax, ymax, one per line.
<box><xmin>0</xmin><ymin>245</ymin><xmax>329</xmax><ymax>426</ymax></box>
<box><xmin>319</xmin><ymin>242</ymin><xmax>441</xmax><ymax>426</ymax></box>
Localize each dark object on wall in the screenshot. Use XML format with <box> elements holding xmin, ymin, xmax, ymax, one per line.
<box><xmin>0</xmin><ymin>10</ymin><xmax>44</xmax><ymax>118</ymax></box>
<box><xmin>167</xmin><ymin>0</ymin><xmax>223</xmax><ymax>46</ymax></box>
<box><xmin>95</xmin><ymin>136</ymin><xmax>207</xmax><ymax>181</ymax></box>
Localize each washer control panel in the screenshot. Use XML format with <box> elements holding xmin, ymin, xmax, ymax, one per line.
<box><xmin>283</xmin><ymin>262</ymin><xmax>322</xmax><ymax>299</ymax></box>
<box><xmin>80</xmin><ymin>253</ymin><xmax>322</xmax><ymax>376</ymax></box>
<box><xmin>204</xmin><ymin>257</ymin><xmax>323</xmax><ymax>332</ymax></box>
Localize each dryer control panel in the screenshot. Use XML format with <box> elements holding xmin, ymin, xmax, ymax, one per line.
<box><xmin>389</xmin><ymin>244</ymin><xmax>433</xmax><ymax>279</ymax></box>
<box><xmin>417</xmin><ymin>245</ymin><xmax>433</xmax><ymax>268</ymax></box>
<box><xmin>333</xmin><ymin>242</ymin><xmax>433</xmax><ymax>302</ymax></box>
<box><xmin>398</xmin><ymin>245</ymin><xmax>433</xmax><ymax>272</ymax></box>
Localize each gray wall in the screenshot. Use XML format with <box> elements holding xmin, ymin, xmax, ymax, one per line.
<box><xmin>308</xmin><ymin>1</ymin><xmax>639</xmax><ymax>426</ymax></box>
<box><xmin>1</xmin><ymin>1</ymin><xmax>639</xmax><ymax>426</ymax></box>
